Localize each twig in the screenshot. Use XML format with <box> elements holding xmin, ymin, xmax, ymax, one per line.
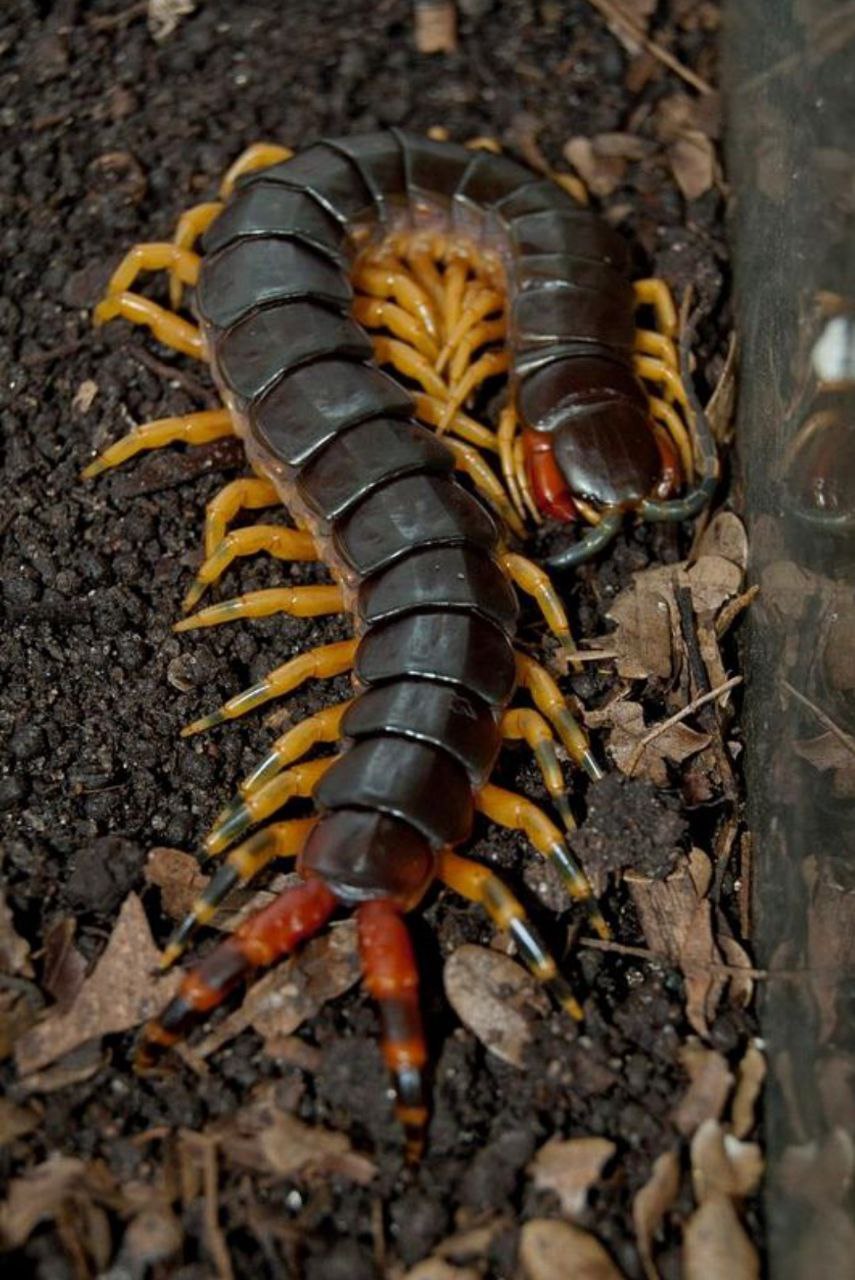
<box><xmin>782</xmin><ymin>679</ymin><xmax>855</xmax><ymax>758</ymax></box>
<box><xmin>625</xmin><ymin>674</ymin><xmax>743</xmax><ymax>776</ymax></box>
<box><xmin>131</xmin><ymin>346</ymin><xmax>220</xmax><ymax>407</ymax></box>
<box><xmin>584</xmin><ymin>0</ymin><xmax>714</xmax><ymax>96</ymax></box>
<box><xmin>182</xmin><ymin>1133</ymin><xmax>234</xmax><ymax>1280</ymax></box>
<box><xmin>579</xmin><ymin>936</ymin><xmax>767</xmax><ymax>978</ymax></box>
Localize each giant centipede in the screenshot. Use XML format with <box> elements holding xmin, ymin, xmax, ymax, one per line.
<box><xmin>85</xmin><ymin>129</ymin><xmax>718</xmax><ymax>1160</ymax></box>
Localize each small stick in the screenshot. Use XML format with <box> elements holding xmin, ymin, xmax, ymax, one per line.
<box><xmin>783</xmin><ymin>679</ymin><xmax>855</xmax><ymax>758</ymax></box>
<box><xmin>584</xmin><ymin>0</ymin><xmax>715</xmax><ymax>96</ymax></box>
<box><xmin>625</xmin><ymin>674</ymin><xmax>743</xmax><ymax>777</ymax></box>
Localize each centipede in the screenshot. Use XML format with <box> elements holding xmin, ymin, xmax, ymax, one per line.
<box><xmin>84</xmin><ymin>129</ymin><xmax>718</xmax><ymax>1160</ymax></box>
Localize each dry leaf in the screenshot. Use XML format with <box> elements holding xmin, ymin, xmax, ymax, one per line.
<box><xmin>18</xmin><ymin>1040</ymin><xmax>105</xmax><ymax>1094</ymax></box>
<box><xmin>563</xmin><ymin>137</ymin><xmax>626</xmax><ymax>197</ymax></box>
<box><xmin>0</xmin><ymin>1098</ymin><xmax>40</xmax><ymax>1146</ymax></box>
<box><xmin>668</xmin><ymin>133</ymin><xmax>715</xmax><ymax>200</ymax></box>
<box><xmin>0</xmin><ymin>890</ymin><xmax>32</xmax><ymax>977</ymax></box>
<box><xmin>193</xmin><ymin>920</ymin><xmax>360</xmax><ymax>1058</ymax></box>
<box><xmin>145</xmin><ymin>846</ymin><xmax>209</xmax><ymax>920</ymax></box>
<box><xmin>443</xmin><ymin>945</ymin><xmax>550</xmax><ymax>1067</ymax></box>
<box><xmin>0</xmin><ymin>1152</ymin><xmax>120</xmax><ymax>1249</ymax></box>
<box><xmin>531</xmin><ymin>1136</ymin><xmax>616</xmax><ymax>1219</ymax></box>
<box><xmin>606</xmin><ymin>563</ymin><xmax>679</xmax><ymax>681</ymax></box>
<box><xmin>672</xmin><ymin>1041</ymin><xmax>733</xmax><ymax>1136</ymax></box>
<box><xmin>404</xmin><ymin>1263</ymin><xmax>480</xmax><ymax>1280</ymax></box>
<box><xmin>586</xmin><ymin>695</ymin><xmax>711</xmax><ymax>785</ymax></box>
<box><xmin>629</xmin><ymin>849</ymin><xmax>725</xmax><ymax>1037</ymax></box>
<box><xmin>215</xmin><ymin>1088</ymin><xmax>376</xmax><ymax>1185</ymax></box>
<box><xmin>682</xmin><ymin>1194</ymin><xmax>760</xmax><ymax>1280</ymax></box>
<box><xmin>690</xmin><ymin>1120</ymin><xmax>763</xmax><ymax>1201</ymax></box>
<box><xmin>147</xmin><ymin>0</ymin><xmax>195</xmax><ymax>42</ymax></box>
<box><xmin>41</xmin><ymin>917</ymin><xmax>87</xmax><ymax>1011</ymax></box>
<box><xmin>731</xmin><ymin>1043</ymin><xmax>766</xmax><ymax>1139</ymax></box>
<box><xmin>717</xmin><ymin>934</ymin><xmax>754</xmax><ymax>1010</ymax></box>
<box><xmin>520</xmin><ymin>1218</ymin><xmax>625</xmax><ymax>1280</ymax></box>
<box><xmin>632</xmin><ymin>1149</ymin><xmax>681</xmax><ymax>1280</ymax></box>
<box><xmin>14</xmin><ymin>893</ymin><xmax>180</xmax><ymax>1075</ymax></box>
<box><xmin>414</xmin><ymin>0</ymin><xmax>457</xmax><ymax>53</ymax></box>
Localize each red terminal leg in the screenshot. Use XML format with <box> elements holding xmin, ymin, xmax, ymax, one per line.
<box><xmin>357</xmin><ymin>900</ymin><xmax>429</xmax><ymax>1163</ymax></box>
<box><xmin>137</xmin><ymin>877</ymin><xmax>337</xmax><ymax>1068</ymax></box>
<box><xmin>522</xmin><ymin>429</ymin><xmax>579</xmax><ymax>522</ymax></box>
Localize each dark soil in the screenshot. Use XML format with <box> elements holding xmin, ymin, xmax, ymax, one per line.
<box><xmin>0</xmin><ymin>3</ymin><xmax>750</xmax><ymax>1278</ymax></box>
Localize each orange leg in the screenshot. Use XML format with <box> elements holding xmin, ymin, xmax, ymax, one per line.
<box><xmin>159</xmin><ymin>816</ymin><xmax>316</xmax><ymax>971</ymax></box>
<box><xmin>219</xmin><ymin>142</ymin><xmax>293</xmax><ymax>198</ymax></box>
<box><xmin>81</xmin><ymin>409</ymin><xmax>234</xmax><ymax>479</ymax></box>
<box><xmin>201</xmin><ymin>476</ymin><xmax>280</xmax><ymax>559</ymax></box>
<box><xmin>437</xmin><ymin>849</ymin><xmax>584</xmax><ymax>1018</ymax></box>
<box><xmin>101</xmin><ymin>242</ymin><xmax>200</xmax><ymax>299</ymax></box>
<box><xmin>515</xmin><ymin>652</ymin><xmax>602</xmax><ymax>782</ymax></box>
<box><xmin>176</xmin><ymin>584</ymin><xmax>344</xmax><ymax>632</ymax></box>
<box><xmin>238</xmin><ymin>701</ymin><xmax>352</xmax><ymax>800</ymax></box>
<box><xmin>500</xmin><ymin>551</ymin><xmax>577</xmax><ymax>658</ymax></box>
<box><xmin>203</xmin><ymin>756</ymin><xmax>335</xmax><ymax>858</ymax></box>
<box><xmin>93</xmin><ymin>292</ymin><xmax>204</xmax><ymax>359</ymax></box>
<box><xmin>358</xmin><ymin>900</ymin><xmax>428</xmax><ymax>1163</ymax></box>
<box><xmin>182</xmin><ymin>524</ymin><xmax>318</xmax><ymax>611</ymax></box>
<box><xmin>137</xmin><ymin>876</ymin><xmax>337</xmax><ymax>1069</ymax></box>
<box><xmin>180</xmin><ymin>637</ymin><xmax>357</xmax><ymax>738</ymax></box>
<box><xmin>170</xmin><ymin>202</ymin><xmax>223</xmax><ymax>308</ymax></box>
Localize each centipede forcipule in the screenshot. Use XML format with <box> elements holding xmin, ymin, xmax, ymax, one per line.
<box><xmin>85</xmin><ymin>129</ymin><xmax>717</xmax><ymax>1160</ymax></box>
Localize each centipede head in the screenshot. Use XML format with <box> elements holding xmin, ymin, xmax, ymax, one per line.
<box><xmin>519</xmin><ymin>356</ymin><xmax>663</xmax><ymax>522</ymax></box>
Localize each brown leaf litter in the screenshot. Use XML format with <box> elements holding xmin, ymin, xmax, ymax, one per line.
<box><xmin>530</xmin><ymin>1136</ymin><xmax>617</xmax><ymax>1219</ymax></box>
<box><xmin>520</xmin><ymin>1216</ymin><xmax>624</xmax><ymax>1279</ymax></box>
<box><xmin>14</xmin><ymin>892</ymin><xmax>181</xmax><ymax>1076</ymax></box>
<box><xmin>443</xmin><ymin>944</ymin><xmax>550</xmax><ymax>1068</ymax></box>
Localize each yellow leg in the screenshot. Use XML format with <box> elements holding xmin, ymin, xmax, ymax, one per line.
<box><xmin>352</xmin><ymin>295</ymin><xmax>439</xmax><ymax>362</ymax></box>
<box><xmin>649</xmin><ymin>396</ymin><xmax>694</xmax><ymax>482</ymax></box>
<box><xmin>405</xmin><ymin>247</ymin><xmax>446</xmax><ymax>313</ymax></box>
<box><xmin>220</xmin><ymin>142</ymin><xmax>294</xmax><ymax>199</ymax></box>
<box><xmin>500</xmin><ymin>708</ymin><xmax>575</xmax><ymax>834</ymax></box>
<box><xmin>176</xmin><ymin>583</ymin><xmax>345</xmax><ymax>631</ymax></box>
<box><xmin>352</xmin><ymin>263</ymin><xmax>438</xmax><ymax>339</ymax></box>
<box><xmin>238</xmin><ymin>701</ymin><xmax>352</xmax><ymax>800</ymax></box>
<box><xmin>476</xmin><ymin>784</ymin><xmax>609</xmax><ymax>939</ymax></box>
<box><xmin>436</xmin><ymin>287</ymin><xmax>504</xmax><ymax>374</ymax></box>
<box><xmin>464</xmin><ymin>136</ymin><xmax>502</xmax><ymax>153</ymax></box>
<box><xmin>513</xmin><ymin>433</ymin><xmax>542</xmax><ymax>524</ymax></box>
<box><xmin>634</xmin><ymin>278</ymin><xmax>678</xmax><ymax>338</ymax></box>
<box><xmin>371</xmin><ymin>336</ymin><xmax>449</xmax><ymax>400</ymax></box>
<box><xmin>102</xmin><ymin>243</ymin><xmax>200</xmax><ymax>299</ymax></box>
<box><xmin>437</xmin><ymin>849</ymin><xmax>584</xmax><ymax>1019</ymax></box>
<box><xmin>447</xmin><ymin>439</ymin><xmax>525</xmax><ymax>538</ymax></box>
<box><xmin>448</xmin><ymin>318</ymin><xmax>506</xmax><ymax>386</ymax></box>
<box><xmin>515</xmin><ymin>652</ymin><xmax>602</xmax><ymax>781</ymax></box>
<box><xmin>498</xmin><ymin>403</ymin><xmax>527</xmax><ymax>524</ymax></box>
<box><xmin>81</xmin><ymin>409</ymin><xmax>234</xmax><ymax>479</ymax></box>
<box><xmin>182</xmin><ymin>525</ymin><xmax>318</xmax><ymax>611</ymax></box>
<box><xmin>170</xmin><ymin>202</ymin><xmax>223</xmax><ymax>308</ymax></box>
<box><xmin>440</xmin><ymin>349</ymin><xmax>510</xmax><ymax>430</ymax></box>
<box><xmin>181</xmin><ymin>637</ymin><xmax>357</xmax><ymax>738</ymax></box>
<box><xmin>202</xmin><ymin>477</ymin><xmax>280</xmax><ymax>558</ymax></box>
<box><xmin>412</xmin><ymin>393</ymin><xmax>498</xmax><ymax>452</ymax></box>
<box><xmin>500</xmin><ymin>552</ymin><xmax>577</xmax><ymax>658</ymax></box>
<box><xmin>439</xmin><ymin>257</ymin><xmax>470</xmax><ymax>341</ymax></box>
<box><xmin>160</xmin><ymin>817</ymin><xmax>315</xmax><ymax>971</ymax></box>
<box><xmin>634</xmin><ymin>328</ymin><xmax>679</xmax><ymax>373</ymax></box>
<box><xmin>93</xmin><ymin>293</ymin><xmax>204</xmax><ymax>359</ymax></box>
<box><xmin>204</xmin><ymin>757</ymin><xmax>334</xmax><ymax>856</ymax></box>
<box><xmin>634</xmin><ymin>353</ymin><xmax>690</xmax><ymax>413</ymax></box>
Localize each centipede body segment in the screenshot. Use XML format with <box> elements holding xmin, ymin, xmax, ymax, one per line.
<box><xmin>86</xmin><ymin>129</ymin><xmax>716</xmax><ymax>1160</ymax></box>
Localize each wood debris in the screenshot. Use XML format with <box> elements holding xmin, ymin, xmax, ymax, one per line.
<box><xmin>443</xmin><ymin>944</ymin><xmax>550</xmax><ymax>1067</ymax></box>
<box><xmin>530</xmin><ymin>1136</ymin><xmax>616</xmax><ymax>1219</ymax></box>
<box><xmin>14</xmin><ymin>893</ymin><xmax>181</xmax><ymax>1076</ymax></box>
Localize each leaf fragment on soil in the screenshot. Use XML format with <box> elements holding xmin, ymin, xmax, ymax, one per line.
<box><xmin>443</xmin><ymin>944</ymin><xmax>550</xmax><ymax>1067</ymax></box>
<box><xmin>672</xmin><ymin>1040</ymin><xmax>733</xmax><ymax>1135</ymax></box>
<box><xmin>690</xmin><ymin>1119</ymin><xmax>763</xmax><ymax>1201</ymax></box>
<box><xmin>520</xmin><ymin>1218</ymin><xmax>625</xmax><ymax>1279</ymax></box>
<box><xmin>632</xmin><ymin>1149</ymin><xmax>681</xmax><ymax>1280</ymax></box>
<box><xmin>730</xmin><ymin>1042</ymin><xmax>765</xmax><ymax>1140</ymax></box>
<box><xmin>192</xmin><ymin>919</ymin><xmax>360</xmax><ymax>1058</ymax></box>
<box><xmin>0</xmin><ymin>889</ymin><xmax>32</xmax><ymax>977</ymax></box>
<box><xmin>14</xmin><ymin>892</ymin><xmax>181</xmax><ymax>1076</ymax></box>
<box><xmin>213</xmin><ymin>1086</ymin><xmax>377</xmax><ymax>1185</ymax></box>
<box><xmin>682</xmin><ymin>1193</ymin><xmax>760</xmax><ymax>1280</ymax></box>
<box><xmin>0</xmin><ymin>1153</ymin><xmax>116</xmax><ymax>1251</ymax></box>
<box><xmin>530</xmin><ymin>1136</ymin><xmax>617</xmax><ymax>1219</ymax></box>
